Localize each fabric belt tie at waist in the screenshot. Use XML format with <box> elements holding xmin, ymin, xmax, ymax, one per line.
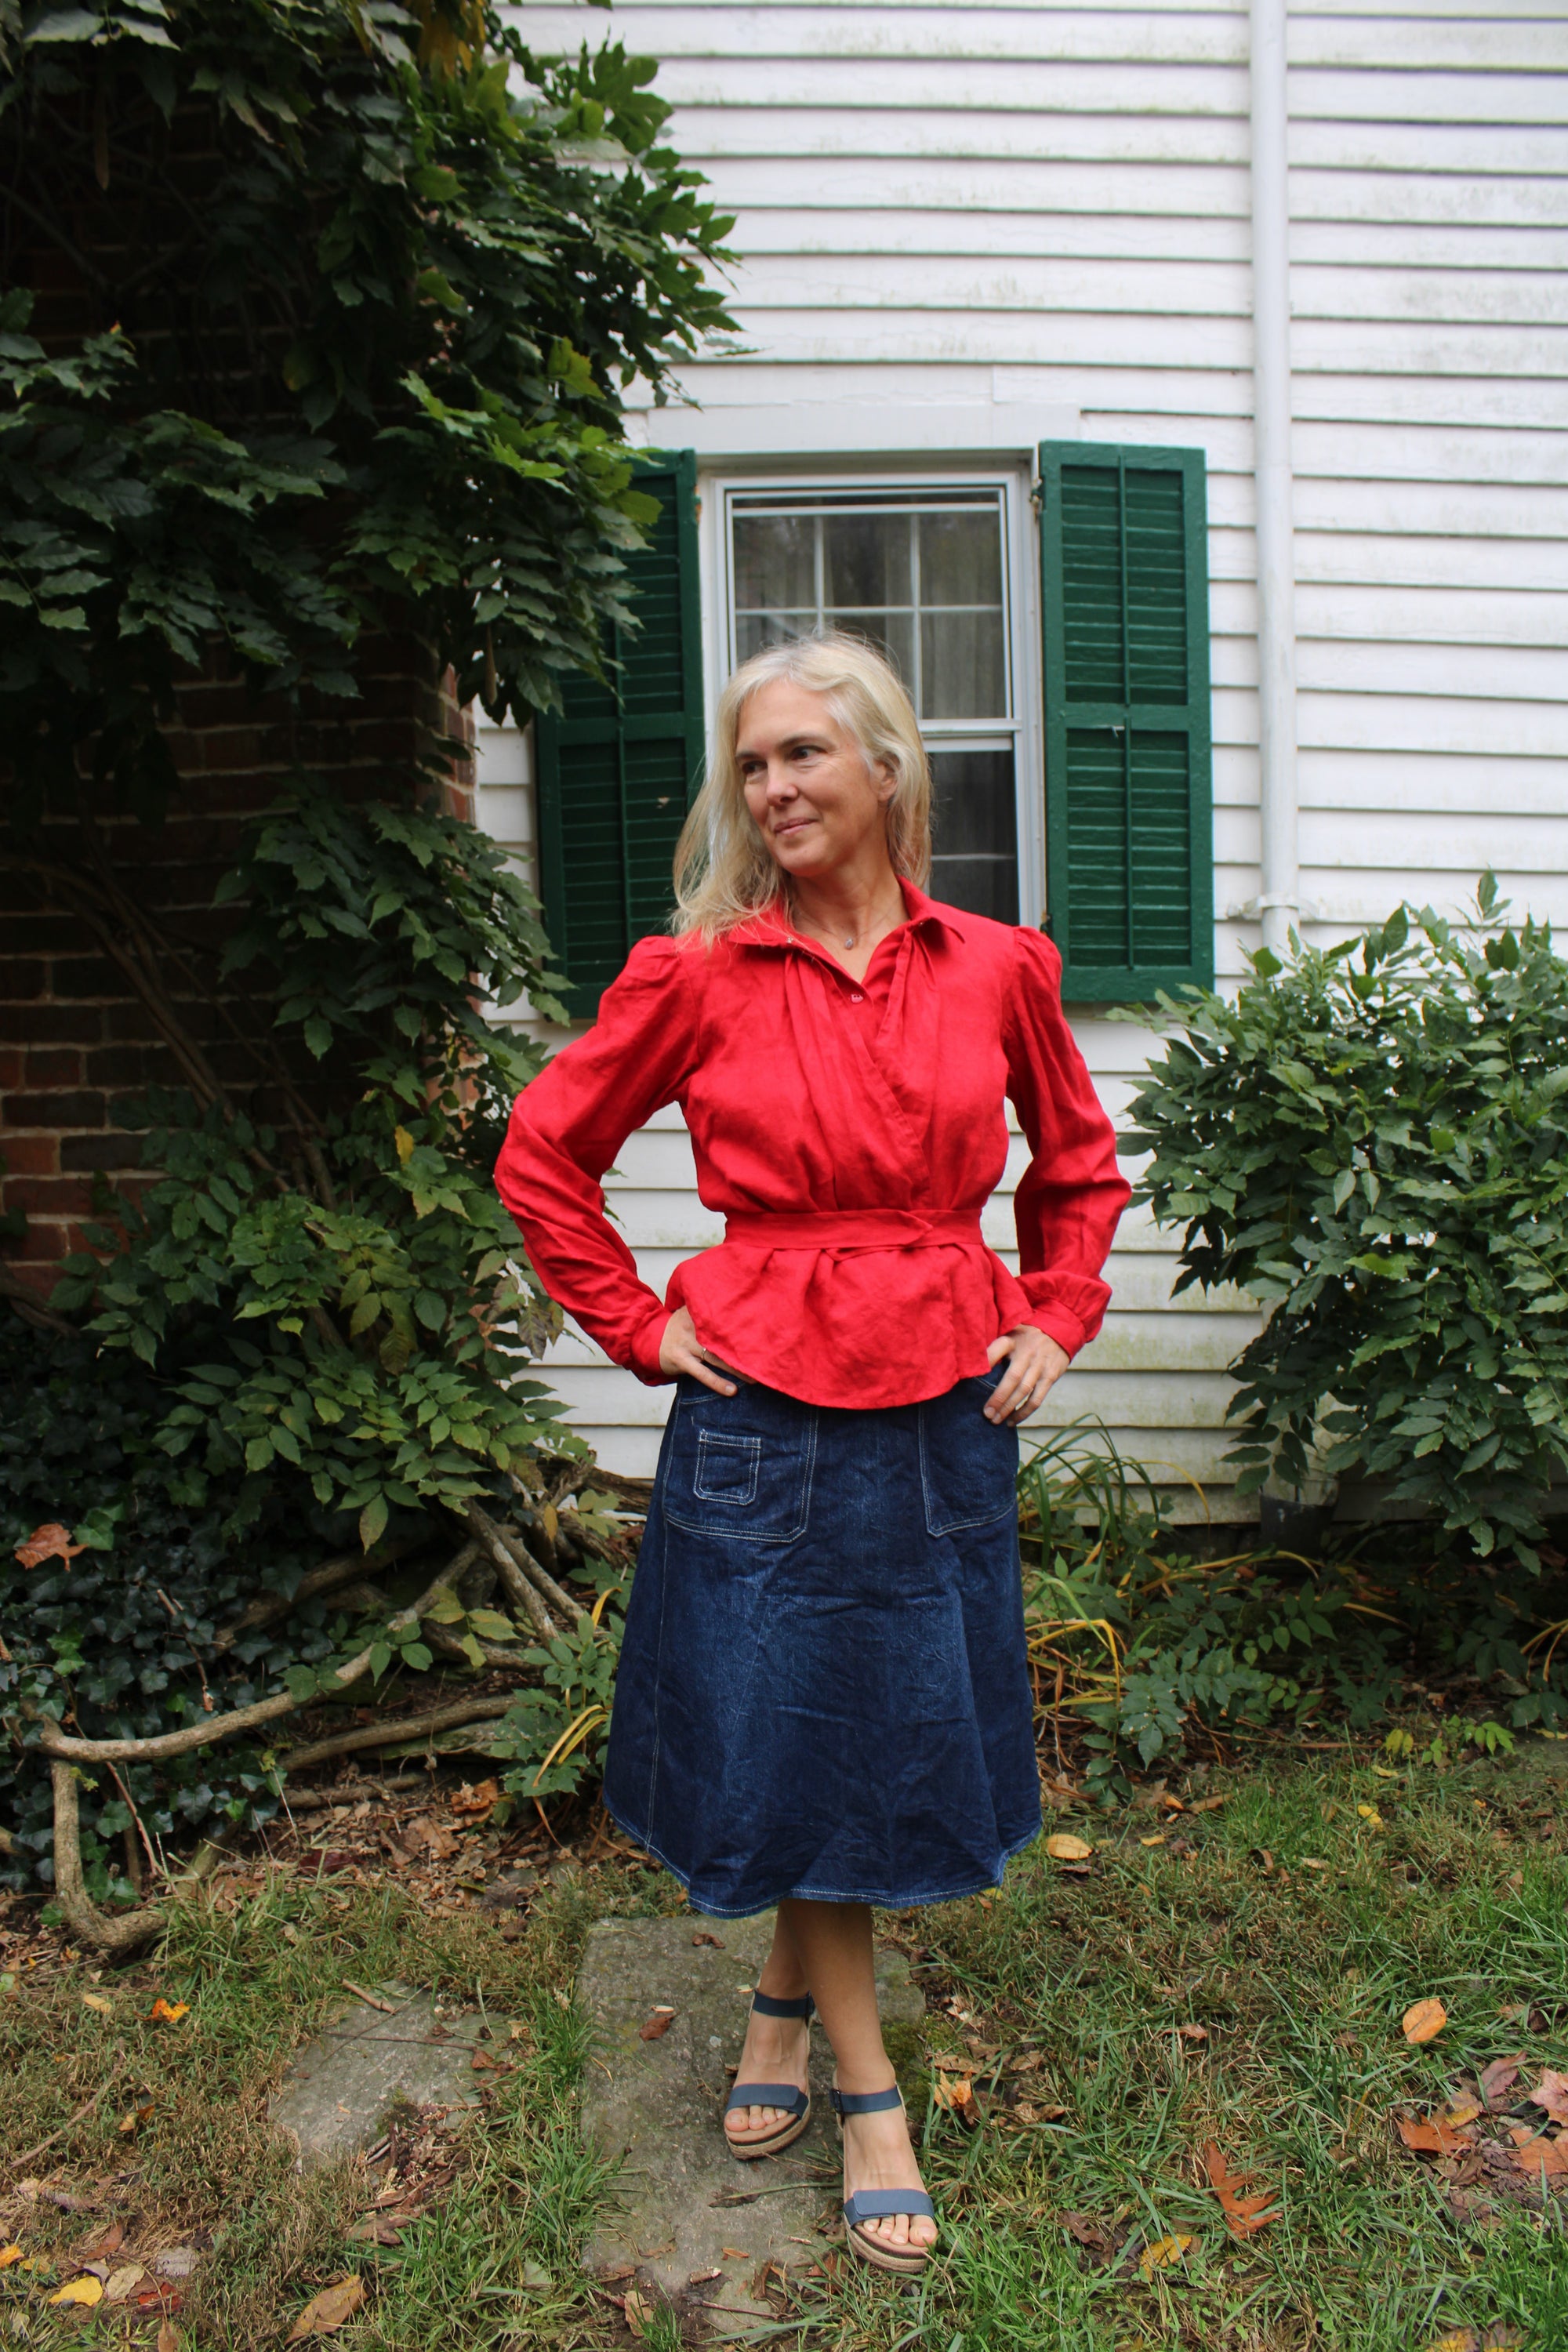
<box><xmin>724</xmin><ymin>1209</ymin><xmax>982</xmax><ymax>1254</ymax></box>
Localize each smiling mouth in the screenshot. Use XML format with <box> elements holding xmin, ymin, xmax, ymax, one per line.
<box><xmin>771</xmin><ymin>816</ymin><xmax>814</xmax><ymax>838</ymax></box>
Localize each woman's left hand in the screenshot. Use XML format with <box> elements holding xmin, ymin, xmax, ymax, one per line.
<box><xmin>984</xmin><ymin>1325</ymin><xmax>1070</xmax><ymax>1426</ymax></box>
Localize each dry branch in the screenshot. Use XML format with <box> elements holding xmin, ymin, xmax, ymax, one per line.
<box><xmin>465</xmin><ymin>1501</ymin><xmax>553</xmax><ymax>1637</ymax></box>
<box><xmin>473</xmin><ymin>1500</ymin><xmax>587</xmax><ymax>1629</ymax></box>
<box><xmin>276</xmin><ymin>1695</ymin><xmax>514</xmax><ymax>1773</ymax></box>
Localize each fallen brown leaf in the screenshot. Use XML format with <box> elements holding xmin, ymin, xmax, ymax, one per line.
<box><xmin>1479</xmin><ymin>2053</ymin><xmax>1525</xmax><ymax>2110</ymax></box>
<box><xmin>1044</xmin><ymin>1834</ymin><xmax>1094</xmax><ymax>1862</ymax></box>
<box><xmin>103</xmin><ymin>2264</ymin><xmax>147</xmax><ymax>2304</ymax></box>
<box><xmin>346</xmin><ymin>2217</ymin><xmax>401</xmax><ymax>2247</ymax></box>
<box><xmin>1441</xmin><ymin>2097</ymin><xmax>1484</xmax><ymax>2130</ymax></box>
<box><xmin>1402</xmin><ymin>1998</ymin><xmax>1447</xmax><ymax>2045</ymax></box>
<box><xmin>286</xmin><ymin>2274</ymin><xmax>366</xmax><ymax>2339</ymax></box>
<box><xmin>1503</xmin><ymin>2122</ymin><xmax>1568</xmax><ymax>2180</ymax></box>
<box><xmin>1189</xmin><ymin>1795</ymin><xmax>1227</xmax><ymax>1813</ymax></box>
<box><xmin>691</xmin><ymin>1932</ymin><xmax>724</xmax><ymax>1948</ymax></box>
<box><xmin>15</xmin><ymin>1523</ymin><xmax>85</xmax><ymax>1570</ymax></box>
<box><xmin>157</xmin><ymin>2321</ymin><xmax>180</xmax><ymax>2352</ymax></box>
<box><xmin>1397</xmin><ymin>2113</ymin><xmax>1475</xmax><ymax>2158</ymax></box>
<box><xmin>720</xmin><ymin>2247</ymin><xmax>751</xmax><ymax>2260</ymax></box>
<box><xmin>622</xmin><ymin>2287</ymin><xmax>654</xmax><ymax>2339</ymax></box>
<box><xmin>597</xmin><ymin>2263</ymin><xmax>635</xmax><ymax>2283</ymax></box>
<box><xmin>1203</xmin><ymin>2143</ymin><xmax>1280</xmax><ymax>2237</ymax></box>
<box><xmin>688</xmin><ymin>2267</ymin><xmax>722</xmax><ymax>2285</ymax></box>
<box><xmin>1530</xmin><ymin>2068</ymin><xmax>1568</xmax><ymax>2125</ymax></box>
<box><xmin>0</xmin><ymin>2247</ymin><xmax>23</xmax><ymax>2270</ymax></box>
<box><xmin>1176</xmin><ymin>2024</ymin><xmax>1210</xmax><ymax>2045</ymax></box>
<box><xmin>81</xmin><ymin>1991</ymin><xmax>114</xmax><ymax>2016</ymax></box>
<box><xmin>638</xmin><ymin>2007</ymin><xmax>677</xmax><ymax>2041</ymax></box>
<box><xmin>147</xmin><ymin>1998</ymin><xmax>189</xmax><ymax>2025</ymax></box>
<box><xmin>119</xmin><ymin>2096</ymin><xmax>154</xmax><ymax>2136</ymax></box>
<box><xmin>449</xmin><ymin>1779</ymin><xmax>500</xmax><ymax>1819</ymax></box>
<box><xmin>78</xmin><ymin>2222</ymin><xmax>125</xmax><ymax>2261</ymax></box>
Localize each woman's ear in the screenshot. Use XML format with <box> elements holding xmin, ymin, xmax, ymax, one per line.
<box><xmin>873</xmin><ymin>759</ymin><xmax>897</xmax><ymax>805</ymax></box>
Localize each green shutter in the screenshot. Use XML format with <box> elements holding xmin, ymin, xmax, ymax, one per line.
<box><xmin>1038</xmin><ymin>440</ymin><xmax>1214</xmax><ymax>1003</ymax></box>
<box><xmin>535</xmin><ymin>449</ymin><xmax>705</xmax><ymax>1017</ymax></box>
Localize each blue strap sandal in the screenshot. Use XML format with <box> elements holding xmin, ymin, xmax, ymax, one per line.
<box><xmin>724</xmin><ymin>1989</ymin><xmax>815</xmax><ymax>2161</ymax></box>
<box><xmin>831</xmin><ymin>2085</ymin><xmax>937</xmax><ymax>2274</ymax></box>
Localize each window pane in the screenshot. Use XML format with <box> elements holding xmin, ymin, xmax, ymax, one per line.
<box><xmin>928</xmin><ymin>749</ymin><xmax>1018</xmax><ymax>924</ymax></box>
<box><xmin>735</xmin><ymin>516</ymin><xmax>815</xmax><ymax>612</ymax></box>
<box><xmin>822</xmin><ymin>514</ymin><xmax>912</xmax><ymax>609</ymax></box>
<box><xmin>736</xmin><ymin>611</ymin><xmax>816</xmax><ymax>665</ymax></box>
<box><xmin>921</xmin><ymin>610</ymin><xmax>1007</xmax><ymax>720</ymax></box>
<box><xmin>920</xmin><ymin>511</ymin><xmax>1001</xmax><ymax>608</ymax></box>
<box><xmin>824</xmin><ymin>611</ymin><xmax>915</xmax><ymax>691</ymax></box>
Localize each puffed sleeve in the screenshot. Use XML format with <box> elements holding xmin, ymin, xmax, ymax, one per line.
<box><xmin>1002</xmin><ymin>928</ymin><xmax>1131</xmax><ymax>1358</ymax></box>
<box><xmin>494</xmin><ymin>935</ymin><xmax>701</xmax><ymax>1385</ymax></box>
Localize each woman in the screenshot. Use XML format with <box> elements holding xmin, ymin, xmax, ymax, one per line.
<box><xmin>495</xmin><ymin>634</ymin><xmax>1128</xmax><ymax>2274</ymax></box>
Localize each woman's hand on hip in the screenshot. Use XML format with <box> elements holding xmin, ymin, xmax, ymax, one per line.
<box><xmin>984</xmin><ymin>1325</ymin><xmax>1070</xmax><ymax>1426</ymax></box>
<box><xmin>658</xmin><ymin>1305</ymin><xmax>739</xmax><ymax>1396</ymax></box>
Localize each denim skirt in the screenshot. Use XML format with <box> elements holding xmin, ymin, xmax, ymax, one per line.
<box><xmin>601</xmin><ymin>1369</ymin><xmax>1043</xmax><ymax>1917</ymax></box>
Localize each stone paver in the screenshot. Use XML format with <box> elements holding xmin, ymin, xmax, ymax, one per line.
<box><xmin>579</xmin><ymin>1912</ymin><xmax>925</xmax><ymax>2332</ymax></box>
<box><xmin>268</xmin><ymin>1979</ymin><xmax>486</xmax><ymax>2169</ymax></box>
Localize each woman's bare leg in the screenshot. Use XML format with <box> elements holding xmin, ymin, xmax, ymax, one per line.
<box><xmin>724</xmin><ymin>1907</ymin><xmax>813</xmax><ymax>2146</ymax></box>
<box><xmin>780</xmin><ymin>1896</ymin><xmax>936</xmax><ymax>2255</ymax></box>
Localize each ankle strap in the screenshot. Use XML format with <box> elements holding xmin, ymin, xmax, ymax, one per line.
<box><xmin>830</xmin><ymin>2084</ymin><xmax>903</xmax><ymax>2117</ymax></box>
<box><xmin>750</xmin><ymin>1989</ymin><xmax>815</xmax><ymax>2020</ymax></box>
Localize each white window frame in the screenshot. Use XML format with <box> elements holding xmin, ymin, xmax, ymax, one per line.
<box><xmin>695</xmin><ymin>462</ymin><xmax>1046</xmax><ymax>929</ymax></box>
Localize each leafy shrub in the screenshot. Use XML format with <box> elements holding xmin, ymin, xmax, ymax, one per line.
<box><xmin>1121</xmin><ymin>880</ymin><xmax>1568</xmax><ymax>1563</ymax></box>
<box><xmin>53</xmin><ymin>787</ymin><xmax>573</xmax><ymax>1548</ymax></box>
<box><xmin>1020</xmin><ymin>1421</ymin><xmax>1568</xmax><ymax>1796</ymax></box>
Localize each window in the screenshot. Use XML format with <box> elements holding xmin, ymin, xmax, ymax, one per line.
<box><xmin>1037</xmin><ymin>440</ymin><xmax>1214</xmax><ymax>1000</ymax></box>
<box><xmin>723</xmin><ymin>482</ymin><xmax>1026</xmax><ymax>924</ymax></box>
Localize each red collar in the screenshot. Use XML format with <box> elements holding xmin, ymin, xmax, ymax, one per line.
<box><xmin>728</xmin><ymin>880</ymin><xmax>966</xmax><ymax>954</ymax></box>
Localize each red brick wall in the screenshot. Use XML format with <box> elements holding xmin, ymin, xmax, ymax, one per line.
<box><xmin>0</xmin><ymin>645</ymin><xmax>474</xmax><ymax>1294</ymax></box>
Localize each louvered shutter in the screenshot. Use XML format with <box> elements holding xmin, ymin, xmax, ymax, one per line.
<box><xmin>535</xmin><ymin>449</ymin><xmax>704</xmax><ymax>1017</ymax></box>
<box><xmin>1038</xmin><ymin>441</ymin><xmax>1214</xmax><ymax>1002</ymax></box>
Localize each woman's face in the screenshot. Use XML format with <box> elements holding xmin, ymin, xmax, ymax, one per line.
<box><xmin>736</xmin><ymin>678</ymin><xmax>895</xmax><ymax>885</ymax></box>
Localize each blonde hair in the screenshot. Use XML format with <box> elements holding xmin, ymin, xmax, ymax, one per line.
<box><xmin>671</xmin><ymin>633</ymin><xmax>932</xmax><ymax>940</ymax></box>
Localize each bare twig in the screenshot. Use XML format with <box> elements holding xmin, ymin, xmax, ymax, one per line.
<box><xmin>277</xmin><ymin>1695</ymin><xmax>514</xmax><ymax>1773</ymax></box>
<box><xmin>0</xmin><ymin>1264</ymin><xmax>76</xmax><ymax>1339</ymax></box>
<box><xmin>50</xmin><ymin>1762</ymin><xmax>165</xmax><ymax>1957</ymax></box>
<box><xmin>466</xmin><ymin>1501</ymin><xmax>554</xmax><ymax>1637</ymax></box>
<box><xmin>280</xmin><ymin>1772</ymin><xmax>431</xmax><ymax>1811</ymax></box>
<box><xmin>482</xmin><ymin>1503</ymin><xmax>588</xmax><ymax>1629</ymax></box>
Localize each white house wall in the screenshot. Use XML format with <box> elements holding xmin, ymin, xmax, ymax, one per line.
<box><xmin>480</xmin><ymin>0</ymin><xmax>1568</xmax><ymax>1505</ymax></box>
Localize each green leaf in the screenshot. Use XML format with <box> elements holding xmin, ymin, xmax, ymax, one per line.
<box><xmin>358</xmin><ymin>1494</ymin><xmax>389</xmax><ymax>1551</ymax></box>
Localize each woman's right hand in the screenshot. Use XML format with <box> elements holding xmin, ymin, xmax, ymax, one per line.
<box><xmin>658</xmin><ymin>1305</ymin><xmax>739</xmax><ymax>1396</ymax></box>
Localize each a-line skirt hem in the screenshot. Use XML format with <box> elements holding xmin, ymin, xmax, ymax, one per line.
<box><xmin>602</xmin><ymin>1789</ymin><xmax>1043</xmax><ymax>1920</ymax></box>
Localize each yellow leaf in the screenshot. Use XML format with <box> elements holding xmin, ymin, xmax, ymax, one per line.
<box><xmin>287</xmin><ymin>2274</ymin><xmax>366</xmax><ymax>2339</ymax></box>
<box><xmin>1045</xmin><ymin>1834</ymin><xmax>1094</xmax><ymax>1861</ymax></box>
<box><xmin>82</xmin><ymin>1991</ymin><xmax>114</xmax><ymax>2015</ymax></box>
<box><xmin>0</xmin><ymin>2246</ymin><xmax>22</xmax><ymax>2269</ymax></box>
<box><xmin>1138</xmin><ymin>2233</ymin><xmax>1194</xmax><ymax>2274</ymax></box>
<box><xmin>147</xmin><ymin>1998</ymin><xmax>189</xmax><ymax>2024</ymax></box>
<box><xmin>1402</xmin><ymin>1997</ymin><xmax>1447</xmax><ymax>2045</ymax></box>
<box><xmin>394</xmin><ymin>1126</ymin><xmax>415</xmax><ymax>1163</ymax></box>
<box><xmin>48</xmin><ymin>2276</ymin><xmax>104</xmax><ymax>2307</ymax></box>
<box><xmin>1139</xmin><ymin>1834</ymin><xmax>1167</xmax><ymax>1847</ymax></box>
<box><xmin>1357</xmin><ymin>1805</ymin><xmax>1385</xmax><ymax>1828</ymax></box>
<box><xmin>1421</xmin><ymin>2333</ymin><xmax>1480</xmax><ymax>2352</ymax></box>
<box><xmin>932</xmin><ymin>2073</ymin><xmax>975</xmax><ymax>2108</ymax></box>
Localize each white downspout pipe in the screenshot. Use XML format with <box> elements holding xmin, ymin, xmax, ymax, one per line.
<box><xmin>1249</xmin><ymin>0</ymin><xmax>1300</xmax><ymax>957</ymax></box>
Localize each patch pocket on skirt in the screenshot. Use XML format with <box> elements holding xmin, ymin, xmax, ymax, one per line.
<box><xmin>693</xmin><ymin>1432</ymin><xmax>760</xmax><ymax>1507</ymax></box>
<box><xmin>664</xmin><ymin>1387</ymin><xmax>818</xmax><ymax>1543</ymax></box>
<box><xmin>918</xmin><ymin>1372</ymin><xmax>1018</xmax><ymax>1537</ymax></box>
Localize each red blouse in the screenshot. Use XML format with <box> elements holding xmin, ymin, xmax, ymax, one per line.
<box><xmin>494</xmin><ymin>884</ymin><xmax>1131</xmax><ymax>1411</ymax></box>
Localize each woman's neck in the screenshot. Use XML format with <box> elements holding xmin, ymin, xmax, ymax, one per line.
<box><xmin>786</xmin><ymin>858</ymin><xmax>909</xmax><ymax>978</ymax></box>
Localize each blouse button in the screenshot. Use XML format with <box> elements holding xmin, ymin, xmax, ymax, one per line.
<box><xmin>850</xmin><ymin>991</ymin><xmax>864</xmax><ymax>1002</ymax></box>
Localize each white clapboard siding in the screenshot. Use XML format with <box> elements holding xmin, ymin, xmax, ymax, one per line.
<box><xmin>481</xmin><ymin>0</ymin><xmax>1568</xmax><ymax>1508</ymax></box>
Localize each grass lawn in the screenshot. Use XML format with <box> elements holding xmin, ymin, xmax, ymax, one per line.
<box><xmin>3</xmin><ymin>1733</ymin><xmax>1566</xmax><ymax>2351</ymax></box>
